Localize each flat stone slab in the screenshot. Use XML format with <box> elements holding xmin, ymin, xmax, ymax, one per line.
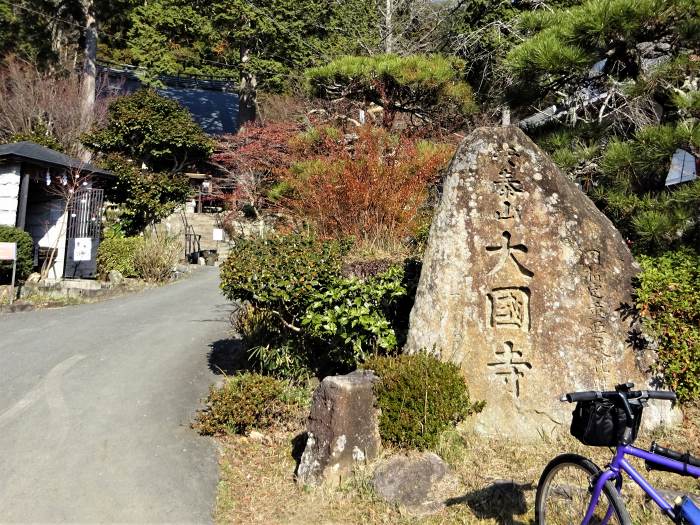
<box><xmin>373</xmin><ymin>452</ymin><xmax>460</xmax><ymax>516</ymax></box>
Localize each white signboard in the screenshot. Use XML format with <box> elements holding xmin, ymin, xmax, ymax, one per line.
<box><xmin>213</xmin><ymin>228</ymin><xmax>224</xmax><ymax>242</ymax></box>
<box><xmin>73</xmin><ymin>237</ymin><xmax>92</xmax><ymax>261</ymax></box>
<box><xmin>0</xmin><ymin>242</ymin><xmax>16</xmax><ymax>261</ymax></box>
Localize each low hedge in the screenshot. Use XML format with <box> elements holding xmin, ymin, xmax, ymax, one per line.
<box><xmin>96</xmin><ymin>235</ymin><xmax>142</xmax><ymax>277</ymax></box>
<box><xmin>636</xmin><ymin>249</ymin><xmax>700</xmax><ymax>402</ymax></box>
<box><xmin>195</xmin><ymin>373</ymin><xmax>308</xmax><ymax>435</ymax></box>
<box><xmin>364</xmin><ymin>353</ymin><xmax>483</xmax><ymax>450</ymax></box>
<box><xmin>0</xmin><ymin>225</ymin><xmax>33</xmax><ymax>283</ymax></box>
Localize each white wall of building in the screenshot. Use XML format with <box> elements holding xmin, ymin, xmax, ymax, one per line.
<box><xmin>0</xmin><ymin>163</ymin><xmax>21</xmax><ymax>226</ymax></box>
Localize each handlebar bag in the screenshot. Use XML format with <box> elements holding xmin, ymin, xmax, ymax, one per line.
<box><xmin>570</xmin><ymin>399</ymin><xmax>642</xmax><ymax>446</ymax></box>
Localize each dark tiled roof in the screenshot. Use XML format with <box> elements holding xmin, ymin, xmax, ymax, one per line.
<box><xmin>156</xmin><ymin>87</ymin><xmax>240</xmax><ymax>135</ymax></box>
<box><xmin>0</xmin><ymin>141</ymin><xmax>112</xmax><ymax>176</ymax></box>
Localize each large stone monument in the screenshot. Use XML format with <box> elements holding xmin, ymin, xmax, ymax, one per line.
<box><xmin>406</xmin><ymin>126</ymin><xmax>676</xmax><ymax>439</ymax></box>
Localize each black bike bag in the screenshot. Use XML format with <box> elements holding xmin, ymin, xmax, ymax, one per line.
<box><xmin>646</xmin><ymin>442</ymin><xmax>700</xmax><ymax>477</ymax></box>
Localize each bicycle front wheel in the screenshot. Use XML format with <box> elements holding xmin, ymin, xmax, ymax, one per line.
<box><xmin>535</xmin><ymin>454</ymin><xmax>631</xmax><ymax>525</ymax></box>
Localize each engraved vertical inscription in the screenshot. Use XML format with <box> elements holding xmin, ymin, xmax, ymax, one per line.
<box><xmin>583</xmin><ymin>249</ymin><xmax>609</xmax><ymax>355</ymax></box>
<box><xmin>485</xmin><ymin>231</ymin><xmax>534</xmax><ymax>278</ymax></box>
<box><xmin>485</xmin><ymin>145</ymin><xmax>534</xmax><ymax>398</ymax></box>
<box><xmin>488</xmin><ymin>287</ymin><xmax>530</xmax><ymax>332</ymax></box>
<box><xmin>487</xmin><ymin>341</ymin><xmax>532</xmax><ymax>398</ymax></box>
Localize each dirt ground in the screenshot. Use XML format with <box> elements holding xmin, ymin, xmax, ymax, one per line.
<box><xmin>214</xmin><ymin>406</ymin><xmax>700</xmax><ymax>525</ymax></box>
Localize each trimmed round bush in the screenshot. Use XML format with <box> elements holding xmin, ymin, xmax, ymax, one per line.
<box><xmin>364</xmin><ymin>353</ymin><xmax>482</xmax><ymax>450</ymax></box>
<box><xmin>96</xmin><ymin>235</ymin><xmax>142</xmax><ymax>277</ymax></box>
<box><xmin>195</xmin><ymin>373</ymin><xmax>308</xmax><ymax>435</ymax></box>
<box><xmin>0</xmin><ymin>225</ymin><xmax>33</xmax><ymax>283</ymax></box>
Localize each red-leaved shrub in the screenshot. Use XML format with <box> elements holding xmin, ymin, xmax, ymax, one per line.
<box><xmin>282</xmin><ymin>126</ymin><xmax>454</xmax><ymax>245</ymax></box>
<box><xmin>212</xmin><ymin>122</ymin><xmax>302</xmax><ymax>216</ymax></box>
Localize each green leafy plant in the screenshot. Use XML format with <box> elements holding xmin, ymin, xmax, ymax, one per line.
<box><xmin>236</xmin><ymin>305</ymin><xmax>313</xmax><ymax>381</ymax></box>
<box><xmin>220</xmin><ymin>235</ymin><xmax>346</xmax><ymax>330</ymax></box>
<box><xmin>0</xmin><ymin>225</ymin><xmax>33</xmax><ymax>283</ymax></box>
<box><xmin>96</xmin><ymin>234</ymin><xmax>143</xmax><ymax>278</ymax></box>
<box><xmin>99</xmin><ymin>154</ymin><xmax>192</xmax><ymax>235</ymax></box>
<box><xmin>221</xmin><ymin>235</ymin><xmax>348</xmax><ymax>378</ymax></box>
<box><xmin>195</xmin><ymin>373</ymin><xmax>309</xmax><ymax>435</ymax></box>
<box><xmin>302</xmin><ymin>266</ymin><xmax>407</xmax><ymax>366</ymax></box>
<box><xmin>364</xmin><ymin>353</ymin><xmax>483</xmax><ymax>450</ymax></box>
<box><xmin>84</xmin><ymin>89</ymin><xmax>213</xmax><ymax>172</ymax></box>
<box><xmin>221</xmin><ymin>236</ymin><xmax>419</xmax><ymax>378</ymax></box>
<box><xmin>636</xmin><ymin>250</ymin><xmax>700</xmax><ymax>402</ymax></box>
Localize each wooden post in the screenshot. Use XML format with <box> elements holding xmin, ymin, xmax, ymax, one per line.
<box><xmin>16</xmin><ymin>172</ymin><xmax>29</xmax><ymax>230</ymax></box>
<box><xmin>9</xmin><ymin>258</ymin><xmax>16</xmax><ymax>305</ymax></box>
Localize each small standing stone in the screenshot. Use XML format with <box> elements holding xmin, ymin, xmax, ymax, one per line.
<box><xmin>296</xmin><ymin>370</ymin><xmax>380</xmax><ymax>486</ymax></box>
<box><xmin>107</xmin><ymin>270</ymin><xmax>125</xmax><ymax>286</ymax></box>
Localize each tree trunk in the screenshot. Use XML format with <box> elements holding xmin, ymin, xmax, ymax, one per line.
<box><xmin>79</xmin><ymin>0</ymin><xmax>97</xmax><ymax>162</ymax></box>
<box><xmin>384</xmin><ymin>0</ymin><xmax>393</xmax><ymax>53</ymax></box>
<box><xmin>238</xmin><ymin>46</ymin><xmax>258</xmax><ymax>126</ymax></box>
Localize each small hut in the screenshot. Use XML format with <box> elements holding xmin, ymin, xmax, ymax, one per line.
<box><xmin>0</xmin><ymin>142</ymin><xmax>112</xmax><ymax>279</ymax></box>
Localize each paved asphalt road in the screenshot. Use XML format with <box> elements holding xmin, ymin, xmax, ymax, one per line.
<box><xmin>0</xmin><ymin>268</ymin><xmax>232</xmax><ymax>524</ymax></box>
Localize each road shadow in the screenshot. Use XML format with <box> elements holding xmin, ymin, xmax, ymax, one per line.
<box><xmin>207</xmin><ymin>337</ymin><xmax>247</xmax><ymax>375</ymax></box>
<box><xmin>445</xmin><ymin>480</ymin><xmax>532</xmax><ymax>525</ymax></box>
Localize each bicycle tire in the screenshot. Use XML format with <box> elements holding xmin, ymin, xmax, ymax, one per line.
<box><xmin>535</xmin><ymin>453</ymin><xmax>631</xmax><ymax>525</ymax></box>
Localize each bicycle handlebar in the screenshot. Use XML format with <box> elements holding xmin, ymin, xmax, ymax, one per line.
<box><xmin>562</xmin><ymin>389</ymin><xmax>676</xmax><ymax>403</ymax></box>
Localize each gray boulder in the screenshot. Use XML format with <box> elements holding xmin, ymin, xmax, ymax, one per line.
<box><xmin>373</xmin><ymin>452</ymin><xmax>459</xmax><ymax>516</ymax></box>
<box><xmin>107</xmin><ymin>270</ymin><xmax>125</xmax><ymax>286</ymax></box>
<box><xmin>405</xmin><ymin>126</ymin><xmax>679</xmax><ymax>440</ymax></box>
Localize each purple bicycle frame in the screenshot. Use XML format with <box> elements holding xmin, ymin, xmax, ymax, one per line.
<box><xmin>581</xmin><ymin>445</ymin><xmax>700</xmax><ymax>525</ymax></box>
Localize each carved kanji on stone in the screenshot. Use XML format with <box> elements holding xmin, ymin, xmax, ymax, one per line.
<box><xmin>405</xmin><ymin>126</ymin><xmax>679</xmax><ymax>440</ymax></box>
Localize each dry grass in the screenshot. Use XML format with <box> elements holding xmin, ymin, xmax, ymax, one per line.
<box><xmin>215</xmin><ymin>407</ymin><xmax>700</xmax><ymax>525</ymax></box>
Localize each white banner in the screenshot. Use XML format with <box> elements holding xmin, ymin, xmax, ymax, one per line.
<box><xmin>213</xmin><ymin>228</ymin><xmax>224</xmax><ymax>241</ymax></box>
<box><xmin>0</xmin><ymin>242</ymin><xmax>16</xmax><ymax>261</ymax></box>
<box><xmin>73</xmin><ymin>237</ymin><xmax>92</xmax><ymax>261</ymax></box>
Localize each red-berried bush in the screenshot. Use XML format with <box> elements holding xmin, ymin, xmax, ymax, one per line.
<box><xmin>282</xmin><ymin>125</ymin><xmax>454</xmax><ymax>246</ymax></box>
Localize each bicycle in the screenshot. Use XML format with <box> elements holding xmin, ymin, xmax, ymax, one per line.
<box><xmin>535</xmin><ymin>382</ymin><xmax>700</xmax><ymax>525</ymax></box>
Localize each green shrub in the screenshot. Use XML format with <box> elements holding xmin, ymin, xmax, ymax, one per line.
<box><xmin>195</xmin><ymin>373</ymin><xmax>308</xmax><ymax>435</ymax></box>
<box><xmin>237</xmin><ymin>305</ymin><xmax>314</xmax><ymax>381</ymax></box>
<box><xmin>220</xmin><ymin>235</ymin><xmax>346</xmax><ymax>330</ymax></box>
<box><xmin>100</xmin><ymin>154</ymin><xmax>192</xmax><ymax>236</ymax></box>
<box><xmin>0</xmin><ymin>225</ymin><xmax>33</xmax><ymax>283</ymax></box>
<box><xmin>636</xmin><ymin>250</ymin><xmax>700</xmax><ymax>402</ymax></box>
<box><xmin>363</xmin><ymin>353</ymin><xmax>483</xmax><ymax>450</ymax></box>
<box><xmin>302</xmin><ymin>266</ymin><xmax>408</xmax><ymax>367</ymax></box>
<box><xmin>83</xmin><ymin>89</ymin><xmax>213</xmax><ymax>172</ymax></box>
<box><xmin>224</xmin><ymin>241</ymin><xmax>418</xmax><ymax>379</ymax></box>
<box><xmin>133</xmin><ymin>233</ymin><xmax>182</xmax><ymax>282</ymax></box>
<box><xmin>96</xmin><ymin>235</ymin><xmax>142</xmax><ymax>277</ymax></box>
